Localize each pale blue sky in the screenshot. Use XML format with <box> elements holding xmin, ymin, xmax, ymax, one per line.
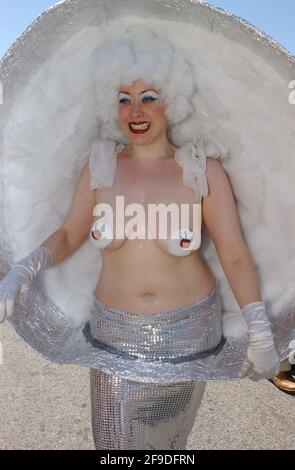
<box><xmin>0</xmin><ymin>0</ymin><xmax>294</xmax><ymax>60</ymax></box>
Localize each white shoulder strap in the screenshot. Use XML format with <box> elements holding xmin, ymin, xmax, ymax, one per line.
<box><xmin>88</xmin><ymin>138</ymin><xmax>125</xmax><ymax>190</ymax></box>
<box><xmin>174</xmin><ymin>136</ymin><xmax>226</xmax><ymax>202</ymax></box>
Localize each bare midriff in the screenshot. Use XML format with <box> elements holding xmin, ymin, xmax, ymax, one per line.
<box><xmin>95</xmin><ymin>241</ymin><xmax>215</xmax><ymax>313</ymax></box>
<box><xmin>94</xmin><ymin>149</ymin><xmax>216</xmax><ymax>314</ymax></box>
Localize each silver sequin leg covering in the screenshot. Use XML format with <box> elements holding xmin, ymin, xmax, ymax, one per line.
<box><xmin>90</xmin><ymin>369</ymin><xmax>206</xmax><ymax>450</ymax></box>
<box><xmin>89</xmin><ymin>285</ymin><xmax>222</xmax><ymax>450</ymax></box>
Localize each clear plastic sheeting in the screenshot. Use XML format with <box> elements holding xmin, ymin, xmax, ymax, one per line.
<box><xmin>7</xmin><ymin>277</ymin><xmax>295</xmax><ymax>382</ymax></box>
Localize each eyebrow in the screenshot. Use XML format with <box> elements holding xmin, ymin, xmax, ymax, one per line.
<box><xmin>119</xmin><ymin>89</ymin><xmax>158</xmax><ymax>95</ymax></box>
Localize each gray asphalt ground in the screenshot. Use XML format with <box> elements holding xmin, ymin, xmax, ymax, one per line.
<box><xmin>0</xmin><ymin>320</ymin><xmax>294</xmax><ymax>450</ymax></box>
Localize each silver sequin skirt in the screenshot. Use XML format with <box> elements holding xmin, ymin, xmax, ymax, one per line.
<box><xmin>88</xmin><ymin>286</ymin><xmax>222</xmax><ymax>450</ymax></box>
<box><xmin>88</xmin><ymin>281</ymin><xmax>224</xmax><ymax>366</ymax></box>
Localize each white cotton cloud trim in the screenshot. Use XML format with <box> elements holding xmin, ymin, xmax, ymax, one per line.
<box><xmin>91</xmin><ymin>25</ymin><xmax>196</xmax><ymax>142</ymax></box>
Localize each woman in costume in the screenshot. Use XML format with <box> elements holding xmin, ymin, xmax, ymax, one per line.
<box><xmin>0</xmin><ymin>2</ymin><xmax>295</xmax><ymax>450</ymax></box>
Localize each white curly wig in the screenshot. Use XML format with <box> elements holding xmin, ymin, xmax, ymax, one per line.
<box><xmin>91</xmin><ymin>25</ymin><xmax>197</xmax><ymax>142</ymax></box>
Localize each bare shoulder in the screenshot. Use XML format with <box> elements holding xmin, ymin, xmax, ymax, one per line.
<box><xmin>206</xmin><ymin>156</ymin><xmax>226</xmax><ymax>177</ymax></box>
<box><xmin>202</xmin><ymin>158</ymin><xmax>247</xmax><ymax>261</ymax></box>
<box><xmin>205</xmin><ymin>157</ymin><xmax>232</xmax><ymax>197</ymax></box>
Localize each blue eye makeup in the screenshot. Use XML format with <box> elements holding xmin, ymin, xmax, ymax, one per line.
<box><xmin>142</xmin><ymin>95</ymin><xmax>157</xmax><ymax>103</ymax></box>
<box><xmin>118</xmin><ymin>89</ymin><xmax>161</xmax><ymax>104</ymax></box>
<box><xmin>141</xmin><ymin>90</ymin><xmax>160</xmax><ymax>103</ymax></box>
<box><xmin>118</xmin><ymin>92</ymin><xmax>131</xmax><ymax>104</ymax></box>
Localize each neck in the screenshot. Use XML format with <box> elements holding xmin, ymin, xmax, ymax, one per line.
<box><xmin>125</xmin><ymin>134</ymin><xmax>177</xmax><ymax>165</ymax></box>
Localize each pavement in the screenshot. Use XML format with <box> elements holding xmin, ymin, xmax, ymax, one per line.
<box><xmin>0</xmin><ymin>320</ymin><xmax>294</xmax><ymax>450</ymax></box>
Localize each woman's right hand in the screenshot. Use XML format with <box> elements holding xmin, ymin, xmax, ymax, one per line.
<box><xmin>0</xmin><ymin>266</ymin><xmax>32</xmax><ymax>322</ymax></box>
<box><xmin>0</xmin><ymin>245</ymin><xmax>53</xmax><ymax>323</ymax></box>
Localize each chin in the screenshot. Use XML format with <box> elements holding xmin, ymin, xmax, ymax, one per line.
<box><xmin>128</xmin><ymin>133</ymin><xmax>153</xmax><ymax>145</ymax></box>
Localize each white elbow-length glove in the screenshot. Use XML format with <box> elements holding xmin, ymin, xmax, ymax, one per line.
<box><xmin>0</xmin><ymin>245</ymin><xmax>53</xmax><ymax>323</ymax></box>
<box><xmin>242</xmin><ymin>301</ymin><xmax>280</xmax><ymax>380</ymax></box>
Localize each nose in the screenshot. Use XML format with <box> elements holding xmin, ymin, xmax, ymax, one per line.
<box><xmin>130</xmin><ymin>102</ymin><xmax>144</xmax><ymax>118</ymax></box>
